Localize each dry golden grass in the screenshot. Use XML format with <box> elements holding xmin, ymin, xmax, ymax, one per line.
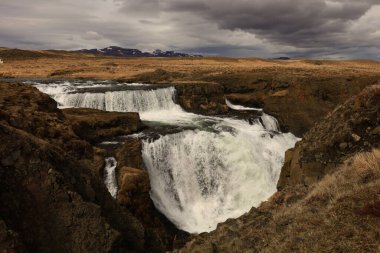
<box><xmin>265</xmin><ymin>149</ymin><xmax>380</xmax><ymax>253</ymax></box>
<box><xmin>1</xmin><ymin>49</ymin><xmax>380</xmax><ymax>82</ymax></box>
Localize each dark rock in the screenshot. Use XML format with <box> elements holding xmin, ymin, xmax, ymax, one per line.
<box><xmin>370</xmin><ymin>126</ymin><xmax>380</xmax><ymax>135</ymax></box>
<box><xmin>339</xmin><ymin>142</ymin><xmax>348</xmax><ymax>150</ymax></box>
<box><xmin>175</xmin><ymin>83</ymin><xmax>228</xmax><ymax>115</ymax></box>
<box><xmin>63</xmin><ymin>108</ymin><xmax>145</xmax><ymax>144</ymax></box>
<box><xmin>116</xmin><ymin>138</ymin><xmax>144</xmax><ymax>169</ymax></box>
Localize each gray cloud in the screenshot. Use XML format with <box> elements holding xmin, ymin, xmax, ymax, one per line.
<box><xmin>0</xmin><ymin>0</ymin><xmax>379</xmax><ymax>58</ymax></box>
<box><xmin>82</xmin><ymin>31</ymin><xmax>104</xmax><ymax>41</ymax></box>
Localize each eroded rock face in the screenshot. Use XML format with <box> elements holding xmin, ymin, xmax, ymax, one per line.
<box><xmin>0</xmin><ymin>82</ymin><xmax>147</xmax><ymax>252</ymax></box>
<box><xmin>63</xmin><ymin>108</ymin><xmax>145</xmax><ymax>144</ymax></box>
<box><xmin>175</xmin><ymin>83</ymin><xmax>228</xmax><ymax>115</ymax></box>
<box><xmin>277</xmin><ymin>84</ymin><xmax>380</xmax><ymax>189</ymax></box>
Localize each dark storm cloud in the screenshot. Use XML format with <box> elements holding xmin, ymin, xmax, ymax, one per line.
<box><xmin>0</xmin><ymin>0</ymin><xmax>379</xmax><ymax>58</ymax></box>
<box><xmin>118</xmin><ymin>0</ymin><xmax>379</xmax><ymax>48</ymax></box>
<box><xmin>113</xmin><ymin>0</ymin><xmax>380</xmax><ymax>58</ymax></box>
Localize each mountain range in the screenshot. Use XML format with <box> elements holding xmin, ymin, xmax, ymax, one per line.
<box><xmin>77</xmin><ymin>46</ymin><xmax>202</xmax><ymax>58</ymax></box>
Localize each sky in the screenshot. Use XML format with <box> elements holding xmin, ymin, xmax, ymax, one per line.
<box><xmin>0</xmin><ymin>0</ymin><xmax>379</xmax><ymax>59</ymax></box>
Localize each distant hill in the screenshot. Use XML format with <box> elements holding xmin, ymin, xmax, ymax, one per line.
<box><xmin>272</xmin><ymin>57</ymin><xmax>291</xmax><ymax>60</ymax></box>
<box><xmin>77</xmin><ymin>46</ymin><xmax>202</xmax><ymax>58</ymax></box>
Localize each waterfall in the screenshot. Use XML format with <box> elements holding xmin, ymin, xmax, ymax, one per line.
<box><xmin>142</xmin><ymin>119</ymin><xmax>298</xmax><ymax>233</ymax></box>
<box><xmin>33</xmin><ymin>81</ymin><xmax>299</xmax><ymax>233</ymax></box>
<box><xmin>104</xmin><ymin>157</ymin><xmax>118</xmax><ymax>198</ymax></box>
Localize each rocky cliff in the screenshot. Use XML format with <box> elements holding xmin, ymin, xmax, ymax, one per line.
<box><xmin>173</xmin><ymin>84</ymin><xmax>380</xmax><ymax>253</ymax></box>
<box><xmin>0</xmin><ymin>82</ymin><xmax>177</xmax><ymax>252</ymax></box>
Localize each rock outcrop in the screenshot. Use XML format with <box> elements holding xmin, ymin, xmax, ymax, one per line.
<box><xmin>175</xmin><ymin>83</ymin><xmax>228</xmax><ymax>115</ymax></box>
<box><xmin>173</xmin><ymin>84</ymin><xmax>380</xmax><ymax>253</ymax></box>
<box><xmin>115</xmin><ymin>139</ymin><xmax>189</xmax><ymax>251</ymax></box>
<box><xmin>278</xmin><ymin>84</ymin><xmax>380</xmax><ymax>189</ymax></box>
<box><xmin>63</xmin><ymin>108</ymin><xmax>145</xmax><ymax>144</ymax></box>
<box><xmin>116</xmin><ymin>138</ymin><xmax>145</xmax><ymax>169</ymax></box>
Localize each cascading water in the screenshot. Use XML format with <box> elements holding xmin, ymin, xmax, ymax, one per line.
<box><xmin>53</xmin><ymin>87</ymin><xmax>180</xmax><ymax>112</ymax></box>
<box><xmin>33</xmin><ymin>80</ymin><xmax>299</xmax><ymax>234</ymax></box>
<box><xmin>142</xmin><ymin>118</ymin><xmax>297</xmax><ymax>233</ymax></box>
<box><xmin>35</xmin><ymin>82</ymin><xmax>185</xmax><ymax>121</ymax></box>
<box><xmin>104</xmin><ymin>157</ymin><xmax>118</xmax><ymax>198</ymax></box>
<box><xmin>260</xmin><ymin>114</ymin><xmax>280</xmax><ymax>131</ymax></box>
<box><xmin>226</xmin><ymin>99</ymin><xmax>280</xmax><ymax>131</ymax></box>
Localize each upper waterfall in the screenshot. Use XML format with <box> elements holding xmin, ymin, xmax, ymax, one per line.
<box><xmin>53</xmin><ymin>87</ymin><xmax>181</xmax><ymax>113</ymax></box>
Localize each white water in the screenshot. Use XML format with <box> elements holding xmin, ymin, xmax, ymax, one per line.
<box><xmin>225</xmin><ymin>99</ymin><xmax>262</xmax><ymax>111</ymax></box>
<box><xmin>143</xmin><ymin>118</ymin><xmax>297</xmax><ymax>233</ymax></box>
<box><xmin>226</xmin><ymin>99</ymin><xmax>280</xmax><ymax>132</ymax></box>
<box><xmin>260</xmin><ymin>114</ymin><xmax>280</xmax><ymax>131</ymax></box>
<box><xmin>33</xmin><ymin>81</ymin><xmax>299</xmax><ymax>233</ymax></box>
<box><xmin>36</xmin><ymin>83</ymin><xmax>185</xmax><ymax>121</ymax></box>
<box><xmin>104</xmin><ymin>157</ymin><xmax>118</xmax><ymax>198</ymax></box>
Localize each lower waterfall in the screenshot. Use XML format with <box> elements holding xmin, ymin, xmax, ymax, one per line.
<box><xmin>104</xmin><ymin>157</ymin><xmax>118</xmax><ymax>198</ymax></box>
<box><xmin>33</xmin><ymin>80</ymin><xmax>299</xmax><ymax>234</ymax></box>
<box><xmin>142</xmin><ymin>119</ymin><xmax>297</xmax><ymax>233</ymax></box>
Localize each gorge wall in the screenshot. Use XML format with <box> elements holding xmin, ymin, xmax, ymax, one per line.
<box><xmin>0</xmin><ymin>82</ymin><xmax>183</xmax><ymax>252</ymax></box>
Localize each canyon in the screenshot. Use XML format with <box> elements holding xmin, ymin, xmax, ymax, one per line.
<box><xmin>0</xmin><ymin>49</ymin><xmax>379</xmax><ymax>253</ymax></box>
